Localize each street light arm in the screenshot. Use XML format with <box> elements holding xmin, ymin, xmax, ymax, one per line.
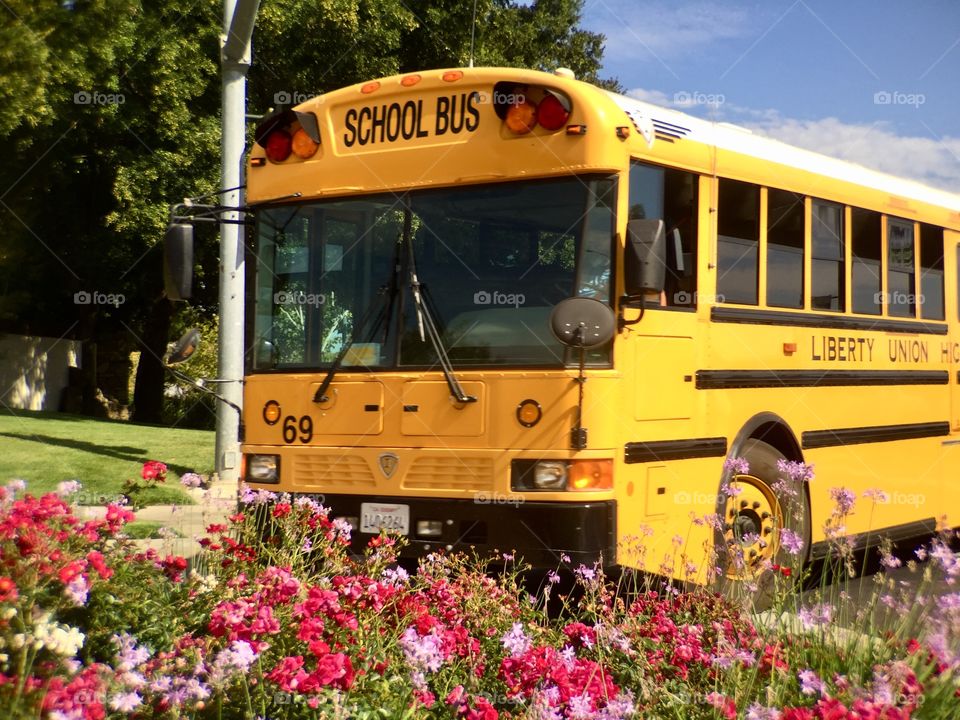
<box><xmin>222</xmin><ymin>0</ymin><xmax>261</xmax><ymax>67</ymax></box>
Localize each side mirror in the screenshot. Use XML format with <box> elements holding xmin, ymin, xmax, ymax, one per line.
<box><xmin>167</xmin><ymin>328</ymin><xmax>201</xmax><ymax>365</ymax></box>
<box><xmin>624</xmin><ymin>218</ymin><xmax>666</xmax><ymax>295</ymax></box>
<box><xmin>164</xmin><ymin>223</ymin><xmax>194</xmax><ymax>301</ymax></box>
<box><xmin>550</xmin><ymin>297</ymin><xmax>616</xmax><ymax>348</ymax></box>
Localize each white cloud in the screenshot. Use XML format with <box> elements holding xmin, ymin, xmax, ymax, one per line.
<box><xmin>587</xmin><ymin>0</ymin><xmax>755</xmax><ymax>60</ymax></box>
<box><xmin>746</xmin><ymin>117</ymin><xmax>960</xmax><ymax>194</ymax></box>
<box><xmin>625</xmin><ymin>86</ymin><xmax>960</xmax><ymax>194</ymax></box>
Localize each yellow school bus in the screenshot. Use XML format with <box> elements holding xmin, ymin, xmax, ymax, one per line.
<box><xmin>239</xmin><ymin>66</ymin><xmax>960</xmax><ymax>600</ymax></box>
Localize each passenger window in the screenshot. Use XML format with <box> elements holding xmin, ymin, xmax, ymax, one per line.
<box><xmin>887</xmin><ymin>218</ymin><xmax>916</xmax><ymax>317</ymax></box>
<box><xmin>627</xmin><ymin>161</ymin><xmax>698</xmax><ymax>308</ymax></box>
<box><xmin>717</xmin><ymin>178</ymin><xmax>759</xmax><ymax>305</ymax></box>
<box><xmin>851</xmin><ymin>208</ymin><xmax>882</xmax><ymax>315</ymax></box>
<box><xmin>766</xmin><ymin>189</ymin><xmax>804</xmax><ymax>308</ymax></box>
<box><xmin>919</xmin><ymin>223</ymin><xmax>944</xmax><ymax>320</ymax></box>
<box><xmin>811</xmin><ymin>200</ymin><xmax>845</xmax><ymax>311</ymax></box>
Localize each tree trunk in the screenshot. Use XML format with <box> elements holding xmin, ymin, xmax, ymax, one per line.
<box><xmin>132</xmin><ymin>297</ymin><xmax>173</xmax><ymax>424</ymax></box>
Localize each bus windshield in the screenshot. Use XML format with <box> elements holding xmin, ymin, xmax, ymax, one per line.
<box><xmin>250</xmin><ymin>176</ymin><xmax>615</xmax><ymax>371</ymax></box>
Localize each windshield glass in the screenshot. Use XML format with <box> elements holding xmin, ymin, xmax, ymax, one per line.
<box><xmin>250</xmin><ymin>176</ymin><xmax>615</xmax><ymax>371</ymax></box>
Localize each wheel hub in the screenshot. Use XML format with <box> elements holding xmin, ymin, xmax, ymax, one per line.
<box><xmin>722</xmin><ymin>474</ymin><xmax>782</xmax><ymax>579</ymax></box>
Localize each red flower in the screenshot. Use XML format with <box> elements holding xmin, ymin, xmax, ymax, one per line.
<box><xmin>141</xmin><ymin>460</ymin><xmax>168</xmax><ymax>481</ymax></box>
<box><xmin>0</xmin><ymin>576</ymin><xmax>18</xmax><ymax>603</ymax></box>
<box><xmin>272</xmin><ymin>502</ymin><xmax>292</xmax><ymax>519</ymax></box>
<box><xmin>781</xmin><ymin>709</ymin><xmax>814</xmax><ymax>720</ymax></box>
<box><xmin>159</xmin><ymin>555</ymin><xmax>188</xmax><ymax>582</ymax></box>
<box><xmin>86</xmin><ymin>551</ymin><xmax>113</xmax><ymax>580</ymax></box>
<box><xmin>465</xmin><ymin>696</ymin><xmax>498</xmax><ymax>720</ymax></box>
<box><xmin>771</xmin><ymin>564</ymin><xmax>793</xmax><ymax>577</ymax></box>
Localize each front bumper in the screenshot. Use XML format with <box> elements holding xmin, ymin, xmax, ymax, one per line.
<box><xmin>319</xmin><ymin>494</ymin><xmax>616</xmax><ymax>568</ymax></box>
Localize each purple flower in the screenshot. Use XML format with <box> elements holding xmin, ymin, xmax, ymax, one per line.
<box><xmin>112</xmin><ymin>633</ymin><xmax>151</xmax><ymax>671</ymax></box>
<box><xmin>880</xmin><ymin>552</ymin><xmax>902</xmax><ymax>569</ymax></box>
<box><xmin>64</xmin><ymin>576</ymin><xmax>89</xmax><ymax>607</ymax></box>
<box><xmin>724</xmin><ymin>457</ymin><xmax>750</xmax><ymax>476</ymax></box>
<box><xmin>501</xmin><ymin>622</ymin><xmax>531</xmax><ymax>656</ymax></box>
<box><xmin>56</xmin><ymin>480</ymin><xmax>82</xmax><ymax>497</ymax></box>
<box><xmin>779</xmin><ymin>528</ymin><xmax>805</xmax><ymax>556</ymax></box>
<box><xmin>547</xmin><ymin>570</ymin><xmax>561</xmax><ymax>584</ymax></box>
<box><xmin>798</xmin><ymin>669</ymin><xmax>825</xmax><ymax>696</ymax></box>
<box><xmin>381</xmin><ymin>566</ymin><xmax>409</xmax><ymax>587</ymax></box>
<box><xmin>574</xmin><ymin>564</ymin><xmax>596</xmax><ymax>582</ymax></box>
<box><xmin>746</xmin><ymin>702</ymin><xmax>780</xmax><ymax>719</ymax></box>
<box><xmin>179</xmin><ymin>472</ymin><xmax>203</xmax><ymax>489</ymax></box>
<box><xmin>399</xmin><ymin>627</ymin><xmax>444</xmax><ymax>673</ymax></box>
<box><xmin>560</xmin><ymin>644</ymin><xmax>576</xmax><ymax>668</ymax></box>
<box><xmin>798</xmin><ymin>603</ymin><xmax>834</xmax><ymax>630</ymax></box>
<box><xmin>108</xmin><ymin>692</ymin><xmax>142</xmax><ymax>712</ymax></box>
<box><xmin>863</xmin><ymin>488</ymin><xmax>889</xmax><ymax>503</ymax></box>
<box><xmin>829</xmin><ymin>487</ymin><xmax>856</xmax><ymax>515</ymax></box>
<box><xmin>331</xmin><ymin>517</ymin><xmax>353</xmax><ymax>542</ymax></box>
<box><xmin>777</xmin><ymin>459</ymin><xmax>815</xmax><ymax>483</ymax></box>
<box><xmin>721</xmin><ymin>481</ymin><xmax>743</xmax><ymax>497</ymax></box>
<box><xmin>599</xmin><ymin>690</ymin><xmax>636</xmax><ymax>720</ymax></box>
<box><xmin>209</xmin><ymin>640</ymin><xmax>257</xmax><ymax>687</ymax></box>
<box><xmin>568</xmin><ymin>692</ymin><xmax>594</xmax><ymax>719</ymax></box>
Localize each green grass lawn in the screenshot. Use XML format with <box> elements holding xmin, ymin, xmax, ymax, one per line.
<box><xmin>0</xmin><ymin>409</ymin><xmax>214</xmax><ymax>505</ymax></box>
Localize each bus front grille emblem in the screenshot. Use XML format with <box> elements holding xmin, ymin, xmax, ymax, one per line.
<box><xmin>378</xmin><ymin>453</ymin><xmax>399</xmax><ymax>479</ymax></box>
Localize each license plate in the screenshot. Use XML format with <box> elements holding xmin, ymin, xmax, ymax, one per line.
<box><xmin>360</xmin><ymin>503</ymin><xmax>410</xmax><ymax>535</ymax></box>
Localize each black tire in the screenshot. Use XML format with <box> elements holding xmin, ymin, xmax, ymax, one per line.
<box><xmin>712</xmin><ymin>439</ymin><xmax>811</xmax><ymax>611</ymax></box>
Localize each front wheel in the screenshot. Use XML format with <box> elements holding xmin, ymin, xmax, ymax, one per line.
<box><xmin>713</xmin><ymin>439</ymin><xmax>810</xmax><ymax>611</ymax></box>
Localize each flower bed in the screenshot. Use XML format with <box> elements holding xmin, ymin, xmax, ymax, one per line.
<box><xmin>0</xmin><ymin>471</ymin><xmax>957</xmax><ymax>719</ymax></box>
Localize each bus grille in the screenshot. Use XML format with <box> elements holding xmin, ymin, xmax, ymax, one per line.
<box><xmin>291</xmin><ymin>454</ymin><xmax>377</xmax><ymax>489</ymax></box>
<box><xmin>402</xmin><ymin>456</ymin><xmax>494</xmax><ymax>491</ymax></box>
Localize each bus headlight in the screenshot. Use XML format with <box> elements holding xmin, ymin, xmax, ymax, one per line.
<box><xmin>533</xmin><ymin>461</ymin><xmax>568</xmax><ymax>489</ymax></box>
<box><xmin>247</xmin><ymin>454</ymin><xmax>279</xmax><ymax>483</ymax></box>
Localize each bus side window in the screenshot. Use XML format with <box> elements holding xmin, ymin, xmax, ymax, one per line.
<box><xmin>851</xmin><ymin>208</ymin><xmax>882</xmax><ymax>315</ymax></box>
<box><xmin>887</xmin><ymin>217</ymin><xmax>916</xmax><ymax>317</ymax></box>
<box><xmin>663</xmin><ymin>169</ymin><xmax>698</xmax><ymax>307</ymax></box>
<box><xmin>920</xmin><ymin>223</ymin><xmax>945</xmax><ymax>321</ymax></box>
<box><xmin>766</xmin><ymin>189</ymin><xmax>804</xmax><ymax>308</ymax></box>
<box><xmin>811</xmin><ymin>199</ymin><xmax>845</xmax><ymax>311</ymax></box>
<box><xmin>717</xmin><ymin>178</ymin><xmax>760</xmax><ymax>305</ymax></box>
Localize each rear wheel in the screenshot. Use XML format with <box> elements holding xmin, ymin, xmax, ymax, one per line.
<box><xmin>713</xmin><ymin>439</ymin><xmax>810</xmax><ymax>611</ymax></box>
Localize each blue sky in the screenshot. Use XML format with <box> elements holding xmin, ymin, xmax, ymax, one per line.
<box><xmin>580</xmin><ymin>0</ymin><xmax>960</xmax><ymax>193</ymax></box>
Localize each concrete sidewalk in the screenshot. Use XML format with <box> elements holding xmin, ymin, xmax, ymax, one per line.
<box><xmin>76</xmin><ymin>474</ymin><xmax>237</xmax><ymax>559</ymax></box>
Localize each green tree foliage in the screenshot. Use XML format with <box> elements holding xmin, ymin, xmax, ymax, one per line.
<box><xmin>0</xmin><ymin>0</ymin><xmax>615</xmax><ymax>423</ymax></box>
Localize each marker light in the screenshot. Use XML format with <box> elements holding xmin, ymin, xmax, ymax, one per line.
<box><xmin>401</xmin><ymin>74</ymin><xmax>422</xmax><ymax>87</ymax></box>
<box><xmin>568</xmin><ymin>460</ymin><xmax>613</xmax><ymax>491</ymax></box>
<box><xmin>361</xmin><ymin>81</ymin><xmax>380</xmax><ymax>94</ymax></box>
<box><xmin>262</xmin><ymin>401</ymin><xmax>281</xmax><ymax>425</ymax></box>
<box><xmin>516</xmin><ymin>399</ymin><xmax>542</xmax><ymax>427</ymax></box>
<box><xmin>291</xmin><ymin>127</ymin><xmax>319</xmax><ymax>159</ymax></box>
<box><xmin>537</xmin><ymin>93</ymin><xmax>570</xmax><ymax>131</ymax></box>
<box><xmin>264</xmin><ymin>130</ymin><xmax>292</xmax><ymax>162</ymax></box>
<box><xmin>442</xmin><ymin>70</ymin><xmax>464</xmax><ymax>82</ymax></box>
<box><xmin>505</xmin><ymin>100</ymin><xmax>538</xmax><ymax>134</ymax></box>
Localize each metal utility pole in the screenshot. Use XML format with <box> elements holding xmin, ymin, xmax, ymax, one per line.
<box><xmin>216</xmin><ymin>0</ymin><xmax>260</xmax><ymax>484</ymax></box>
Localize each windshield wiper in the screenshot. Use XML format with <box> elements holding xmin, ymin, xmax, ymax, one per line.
<box><xmin>312</xmin><ymin>284</ymin><xmax>393</xmax><ymax>403</ymax></box>
<box><xmin>404</xmin><ymin>206</ymin><xmax>477</xmax><ymax>404</ymax></box>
